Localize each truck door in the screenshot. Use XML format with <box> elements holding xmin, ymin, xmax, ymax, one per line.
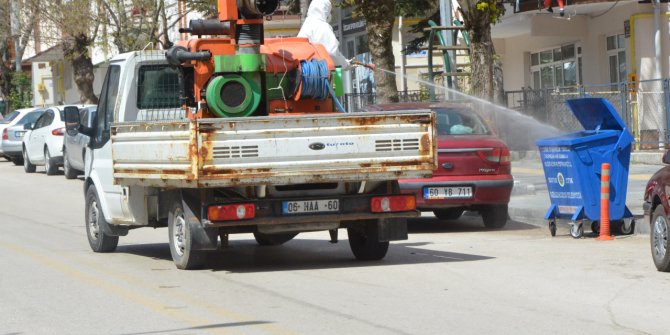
<box><xmin>89</xmin><ymin>64</ymin><xmax>126</xmax><ymax>221</ymax></box>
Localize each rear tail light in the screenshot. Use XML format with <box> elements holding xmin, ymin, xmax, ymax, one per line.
<box><xmin>370</xmin><ymin>195</ymin><xmax>416</xmax><ymax>213</ymax></box>
<box><xmin>51</xmin><ymin>127</ymin><xmax>65</xmax><ymax>136</ymax></box>
<box><xmin>477</xmin><ymin>147</ymin><xmax>511</xmax><ymax>165</ymax></box>
<box><xmin>2</xmin><ymin>129</ymin><xmax>7</xmax><ymax>140</ymax></box>
<box><xmin>208</xmin><ymin>203</ymin><xmax>255</xmax><ymax>221</ymax></box>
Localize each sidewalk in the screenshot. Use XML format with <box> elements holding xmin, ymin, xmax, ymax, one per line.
<box><xmin>510</xmin><ymin>155</ymin><xmax>664</xmax><ymax>235</ymax></box>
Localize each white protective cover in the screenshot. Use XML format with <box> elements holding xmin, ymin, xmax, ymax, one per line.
<box><xmin>297</xmin><ymin>0</ymin><xmax>350</xmax><ymax>68</ymax></box>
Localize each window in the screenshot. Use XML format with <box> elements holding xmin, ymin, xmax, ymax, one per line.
<box><xmin>137</xmin><ymin>65</ymin><xmax>180</xmax><ymax>109</ymax></box>
<box><xmin>17</xmin><ymin>111</ymin><xmax>44</xmax><ymax>125</ymax></box>
<box><xmin>434</xmin><ymin>108</ymin><xmax>489</xmax><ymax>135</ymax></box>
<box><xmin>531</xmin><ymin>43</ymin><xmax>579</xmax><ymax>89</ymax></box>
<box><xmin>35</xmin><ymin>111</ymin><xmax>54</xmax><ymax>129</ymax></box>
<box><xmin>607</xmin><ymin>34</ymin><xmax>626</xmax><ymax>83</ymax></box>
<box><xmin>94</xmin><ymin>65</ymin><xmax>121</xmax><ymax>148</ymax></box>
<box><xmin>0</xmin><ymin>111</ymin><xmax>20</xmax><ymax>124</ymax></box>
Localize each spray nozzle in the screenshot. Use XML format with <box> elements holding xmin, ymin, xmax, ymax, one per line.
<box><xmin>350</xmin><ymin>59</ymin><xmax>376</xmax><ymax>70</ymax></box>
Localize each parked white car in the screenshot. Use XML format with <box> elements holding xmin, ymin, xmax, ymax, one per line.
<box><xmin>1</xmin><ymin>109</ymin><xmax>46</xmax><ymax>165</ymax></box>
<box><xmin>22</xmin><ymin>105</ymin><xmax>89</xmax><ymax>175</ymax></box>
<box><xmin>0</xmin><ymin>107</ymin><xmax>39</xmax><ymax>160</ymax></box>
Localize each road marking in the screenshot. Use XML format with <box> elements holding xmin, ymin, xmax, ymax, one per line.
<box><xmin>0</xmin><ymin>240</ymin><xmax>291</xmax><ymax>335</ymax></box>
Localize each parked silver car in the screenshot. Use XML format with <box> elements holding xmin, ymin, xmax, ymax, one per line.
<box><xmin>63</xmin><ymin>106</ymin><xmax>96</xmax><ymax>179</ymax></box>
<box><xmin>1</xmin><ymin>109</ymin><xmax>46</xmax><ymax>165</ymax></box>
<box><xmin>0</xmin><ymin>108</ymin><xmax>40</xmax><ymax>160</ymax></box>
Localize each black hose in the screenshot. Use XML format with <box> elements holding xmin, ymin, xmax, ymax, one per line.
<box><xmin>165</xmin><ymin>46</ymin><xmax>211</xmax><ymax>66</ymax></box>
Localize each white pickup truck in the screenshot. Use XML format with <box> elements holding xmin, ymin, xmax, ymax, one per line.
<box><xmin>65</xmin><ymin>51</ymin><xmax>437</xmax><ymax>269</ymax></box>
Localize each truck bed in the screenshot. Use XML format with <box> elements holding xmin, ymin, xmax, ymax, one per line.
<box><xmin>111</xmin><ymin>111</ymin><xmax>436</xmax><ymax>188</ymax></box>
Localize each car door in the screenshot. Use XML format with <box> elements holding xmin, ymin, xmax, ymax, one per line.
<box><xmin>28</xmin><ymin>111</ymin><xmax>53</xmax><ymax>163</ymax></box>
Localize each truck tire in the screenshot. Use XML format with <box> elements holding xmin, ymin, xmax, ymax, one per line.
<box><xmin>63</xmin><ymin>150</ymin><xmax>78</xmax><ymax>179</ymax></box>
<box><xmin>433</xmin><ymin>208</ymin><xmax>464</xmax><ymax>220</ymax></box>
<box><xmin>253</xmin><ymin>232</ymin><xmax>298</xmax><ymax>246</ymax></box>
<box><xmin>45</xmin><ymin>147</ymin><xmax>58</xmax><ymax>176</ymax></box>
<box><xmin>481</xmin><ymin>204</ymin><xmax>509</xmax><ymax>229</ymax></box>
<box><xmin>651</xmin><ymin>206</ymin><xmax>670</xmax><ymax>272</ymax></box>
<box><xmin>23</xmin><ymin>147</ymin><xmax>36</xmax><ymax>173</ymax></box>
<box><xmin>85</xmin><ymin>185</ymin><xmax>119</xmax><ymax>252</ymax></box>
<box><xmin>168</xmin><ymin>199</ymin><xmax>206</xmax><ymax>270</ymax></box>
<box><xmin>347</xmin><ymin>225</ymin><xmax>389</xmax><ymax>261</ymax></box>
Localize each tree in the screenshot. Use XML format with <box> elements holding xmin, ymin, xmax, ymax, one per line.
<box><xmin>341</xmin><ymin>0</ymin><xmax>434</xmax><ymax>104</ymax></box>
<box><xmin>0</xmin><ymin>0</ymin><xmax>37</xmax><ymax>111</ymax></box>
<box><xmin>457</xmin><ymin>0</ymin><xmax>504</xmax><ymax>102</ymax></box>
<box><xmin>38</xmin><ymin>0</ymin><xmax>100</xmax><ymax>104</ymax></box>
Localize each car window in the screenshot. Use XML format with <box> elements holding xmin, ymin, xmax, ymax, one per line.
<box><xmin>1</xmin><ymin>111</ymin><xmax>20</xmax><ymax>124</ymax></box>
<box><xmin>434</xmin><ymin>108</ymin><xmax>489</xmax><ymax>135</ymax></box>
<box><xmin>16</xmin><ymin>111</ymin><xmax>44</xmax><ymax>125</ymax></box>
<box><xmin>35</xmin><ymin>111</ymin><xmax>54</xmax><ymax>129</ymax></box>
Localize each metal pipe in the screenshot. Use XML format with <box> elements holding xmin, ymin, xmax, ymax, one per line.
<box><xmin>399</xmin><ymin>16</ymin><xmax>407</xmax><ymax>94</ymax></box>
<box><xmin>653</xmin><ymin>0</ymin><xmax>664</xmax><ymax>149</ymax></box>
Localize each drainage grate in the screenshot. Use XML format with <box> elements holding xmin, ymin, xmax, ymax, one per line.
<box><xmin>213</xmin><ymin>145</ymin><xmax>259</xmax><ymax>158</ymax></box>
<box><xmin>375</xmin><ymin>139</ymin><xmax>420</xmax><ymax>152</ymax></box>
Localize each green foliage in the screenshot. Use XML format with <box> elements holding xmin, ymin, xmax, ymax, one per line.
<box><xmin>9</xmin><ymin>72</ymin><xmax>32</xmax><ymax>109</ymax></box>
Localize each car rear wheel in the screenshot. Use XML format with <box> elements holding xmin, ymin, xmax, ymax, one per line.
<box><xmin>433</xmin><ymin>208</ymin><xmax>464</xmax><ymax>221</ymax></box>
<box><xmin>253</xmin><ymin>232</ymin><xmax>298</xmax><ymax>246</ymax></box>
<box><xmin>45</xmin><ymin>147</ymin><xmax>58</xmax><ymax>175</ymax></box>
<box><xmin>651</xmin><ymin>206</ymin><xmax>670</xmax><ymax>272</ymax></box>
<box><xmin>481</xmin><ymin>204</ymin><xmax>508</xmax><ymax>229</ymax></box>
<box><xmin>23</xmin><ymin>147</ymin><xmax>35</xmax><ymax>173</ymax></box>
<box><xmin>63</xmin><ymin>150</ymin><xmax>78</xmax><ymax>179</ymax></box>
<box><xmin>11</xmin><ymin>156</ymin><xmax>23</xmax><ymax>166</ymax></box>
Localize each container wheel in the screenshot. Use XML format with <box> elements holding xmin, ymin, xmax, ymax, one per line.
<box><xmin>620</xmin><ymin>219</ymin><xmax>635</xmax><ymax>235</ymax></box>
<box><xmin>549</xmin><ymin>221</ymin><xmax>557</xmax><ymax>237</ymax></box>
<box><xmin>591</xmin><ymin>221</ymin><xmax>600</xmax><ymax>235</ymax></box>
<box><xmin>570</xmin><ymin>222</ymin><xmax>583</xmax><ymax>239</ymax></box>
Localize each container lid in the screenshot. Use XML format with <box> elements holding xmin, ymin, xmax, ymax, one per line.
<box><xmin>565</xmin><ymin>97</ymin><xmax>627</xmax><ymax>131</ymax></box>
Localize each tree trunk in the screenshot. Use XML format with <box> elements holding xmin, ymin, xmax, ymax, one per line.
<box><xmin>63</xmin><ymin>34</ymin><xmax>98</xmax><ymax>104</ymax></box>
<box><xmin>360</xmin><ymin>0</ymin><xmax>399</xmax><ymax>104</ymax></box>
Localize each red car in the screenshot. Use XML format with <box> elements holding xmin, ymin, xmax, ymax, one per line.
<box><xmin>643</xmin><ymin>152</ymin><xmax>670</xmax><ymax>272</ymax></box>
<box><xmin>363</xmin><ymin>103</ymin><xmax>513</xmax><ymax>228</ymax></box>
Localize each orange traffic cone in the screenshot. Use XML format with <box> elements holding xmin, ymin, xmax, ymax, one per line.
<box><xmin>597</xmin><ymin>163</ymin><xmax>614</xmax><ymax>241</ymax></box>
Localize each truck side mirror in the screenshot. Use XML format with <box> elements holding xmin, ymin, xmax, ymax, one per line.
<box><xmin>64</xmin><ymin>106</ymin><xmax>81</xmax><ymax>137</ymax></box>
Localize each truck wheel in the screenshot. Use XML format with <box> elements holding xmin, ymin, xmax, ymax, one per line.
<box><xmin>45</xmin><ymin>147</ymin><xmax>58</xmax><ymax>176</ymax></box>
<box><xmin>63</xmin><ymin>150</ymin><xmax>78</xmax><ymax>179</ymax></box>
<box><xmin>85</xmin><ymin>185</ymin><xmax>119</xmax><ymax>252</ymax></box>
<box><xmin>481</xmin><ymin>204</ymin><xmax>508</xmax><ymax>228</ymax></box>
<box><xmin>433</xmin><ymin>208</ymin><xmax>464</xmax><ymax>221</ymax></box>
<box><xmin>23</xmin><ymin>147</ymin><xmax>36</xmax><ymax>173</ymax></box>
<box><xmin>347</xmin><ymin>225</ymin><xmax>389</xmax><ymax>261</ymax></box>
<box><xmin>168</xmin><ymin>200</ymin><xmax>206</xmax><ymax>270</ymax></box>
<box><xmin>253</xmin><ymin>232</ymin><xmax>298</xmax><ymax>246</ymax></box>
<box><xmin>651</xmin><ymin>206</ymin><xmax>670</xmax><ymax>272</ymax></box>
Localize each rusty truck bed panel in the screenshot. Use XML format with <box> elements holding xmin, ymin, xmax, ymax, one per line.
<box><xmin>111</xmin><ymin>111</ymin><xmax>436</xmax><ymax>188</ymax></box>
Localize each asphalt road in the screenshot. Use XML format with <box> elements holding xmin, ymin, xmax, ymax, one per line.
<box><xmin>1</xmin><ymin>160</ymin><xmax>669</xmax><ymax>335</ymax></box>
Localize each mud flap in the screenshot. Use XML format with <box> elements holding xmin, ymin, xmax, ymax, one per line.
<box><xmin>181</xmin><ymin>192</ymin><xmax>219</xmax><ymax>251</ymax></box>
<box><xmin>378</xmin><ymin>218</ymin><xmax>408</xmax><ymax>242</ymax></box>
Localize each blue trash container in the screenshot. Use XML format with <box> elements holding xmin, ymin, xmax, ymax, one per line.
<box><xmin>536</xmin><ymin>97</ymin><xmax>634</xmax><ymax>238</ymax></box>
